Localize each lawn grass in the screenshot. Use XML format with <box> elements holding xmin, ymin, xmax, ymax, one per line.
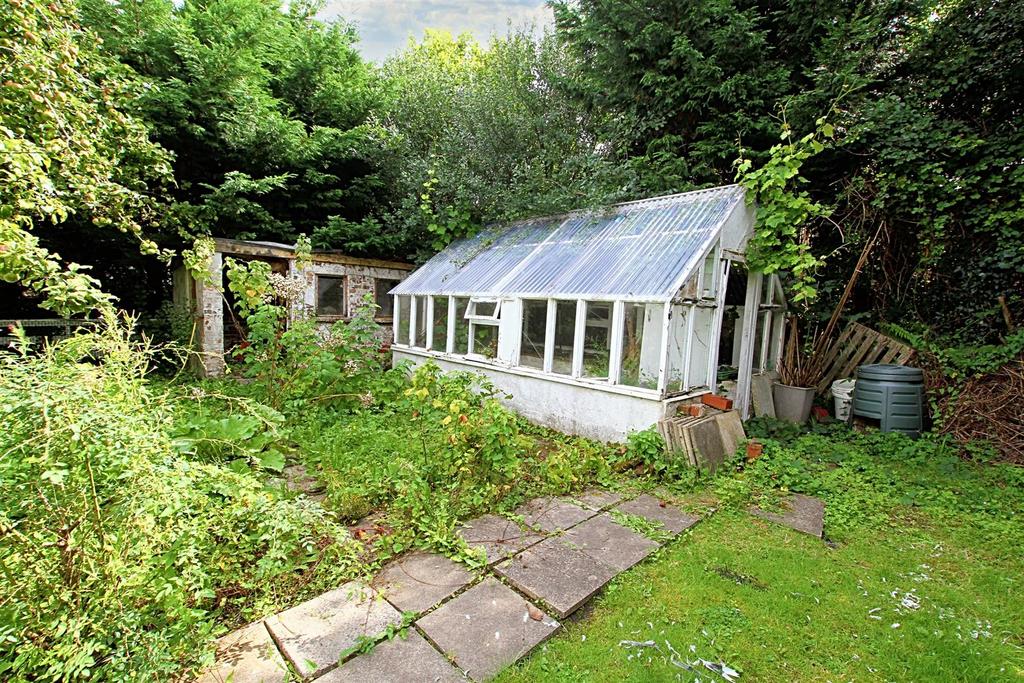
<box><xmin>497</xmin><ymin>508</ymin><xmax>1024</xmax><ymax>682</ymax></box>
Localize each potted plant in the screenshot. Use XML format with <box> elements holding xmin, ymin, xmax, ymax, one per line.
<box><xmin>773</xmin><ymin>317</ymin><xmax>825</xmax><ymax>424</ymax></box>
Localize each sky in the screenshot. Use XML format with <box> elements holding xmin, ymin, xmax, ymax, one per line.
<box><xmin>318</xmin><ymin>0</ymin><xmax>553</xmax><ymax>62</ymax></box>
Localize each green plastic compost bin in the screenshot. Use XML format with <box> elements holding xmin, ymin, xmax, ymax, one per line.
<box><xmin>852</xmin><ymin>364</ymin><xmax>925</xmax><ymax>438</ymax></box>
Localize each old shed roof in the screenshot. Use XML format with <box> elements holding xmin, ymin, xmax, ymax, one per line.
<box><xmin>391</xmin><ymin>184</ymin><xmax>748</xmax><ymax>301</ymax></box>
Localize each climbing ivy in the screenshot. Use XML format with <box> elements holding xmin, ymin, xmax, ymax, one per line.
<box><xmin>735</xmin><ymin>117</ymin><xmax>836</xmax><ymax>303</ymax></box>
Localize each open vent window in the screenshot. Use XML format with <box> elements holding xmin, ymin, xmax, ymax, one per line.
<box><xmin>465</xmin><ymin>298</ymin><xmax>501</xmax><ymax>323</ymax></box>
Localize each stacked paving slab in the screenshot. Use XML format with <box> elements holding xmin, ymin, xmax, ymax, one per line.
<box><xmin>196</xmin><ymin>490</ymin><xmax>701</xmax><ymax>682</ymax></box>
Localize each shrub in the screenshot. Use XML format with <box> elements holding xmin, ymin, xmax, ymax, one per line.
<box><xmin>224</xmin><ymin>257</ymin><xmax>385</xmax><ymax>411</ymax></box>
<box><xmin>0</xmin><ymin>319</ymin><xmax>362</xmax><ymax>681</ymax></box>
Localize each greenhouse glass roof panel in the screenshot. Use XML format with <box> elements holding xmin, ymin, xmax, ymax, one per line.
<box><xmin>392</xmin><ymin>184</ymin><xmax>746</xmax><ymax>300</ymax></box>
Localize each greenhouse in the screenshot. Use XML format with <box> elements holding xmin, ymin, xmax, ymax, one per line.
<box><xmin>390</xmin><ymin>184</ymin><xmax>786</xmax><ymax>442</ymax></box>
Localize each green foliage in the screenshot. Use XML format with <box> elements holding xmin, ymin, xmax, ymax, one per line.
<box><xmin>0</xmin><ymin>318</ymin><xmax>362</xmax><ymax>681</ymax></box>
<box><xmin>378</xmin><ymin>29</ymin><xmax>629</xmax><ymax>258</ymax></box>
<box><xmin>718</xmin><ymin>422</ymin><xmax>1024</xmax><ymax>551</ymax></box>
<box><xmin>736</xmin><ymin>117</ymin><xmax>835</xmax><ymax>302</ymax></box>
<box><xmin>619</xmin><ymin>427</ymin><xmax>672</xmax><ymax>476</ymax></box>
<box><xmin>296</xmin><ymin>362</ymin><xmax>615</xmax><ymax>564</ymax></box>
<box><xmin>224</xmin><ymin>257</ymin><xmax>385</xmax><ymax>410</ymax></box>
<box><xmin>1</xmin><ymin>0</ymin><xmax>173</xmax><ymax>314</ymax></box>
<box><xmin>169</xmin><ymin>400</ymin><xmax>288</xmax><ymax>474</ymax></box>
<box><xmin>78</xmin><ymin>0</ymin><xmax>387</xmax><ymax>245</ymax></box>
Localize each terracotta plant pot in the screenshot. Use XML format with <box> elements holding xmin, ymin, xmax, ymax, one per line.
<box><xmin>746</xmin><ymin>441</ymin><xmax>764</xmax><ymax>461</ymax></box>
<box><xmin>773</xmin><ymin>382</ymin><xmax>815</xmax><ymax>424</ymax></box>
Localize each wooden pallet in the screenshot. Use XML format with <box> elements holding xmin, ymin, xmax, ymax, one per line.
<box><xmin>815</xmin><ymin>321</ymin><xmax>916</xmax><ymax>395</ymax></box>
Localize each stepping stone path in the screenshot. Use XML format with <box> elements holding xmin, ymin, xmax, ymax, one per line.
<box><xmin>266</xmin><ymin>582</ymin><xmax>402</xmax><ymax>679</ymax></box>
<box><xmin>196</xmin><ymin>621</ymin><xmax>288</xmax><ymax>683</ymax></box>
<box><xmin>197</xmin><ymin>489</ymin><xmax>700</xmax><ymax>682</ymax></box>
<box><xmin>321</xmin><ymin>629</ymin><xmax>463</xmax><ymax>682</ymax></box>
<box><xmin>373</xmin><ymin>550</ymin><xmax>474</xmax><ymax>614</ymax></box>
<box><xmin>749</xmin><ymin>492</ymin><xmax>825</xmax><ymax>538</ymax></box>
<box><xmin>456</xmin><ymin>513</ymin><xmax>544</xmax><ymax>564</ymax></box>
<box><xmin>616</xmin><ymin>493</ymin><xmax>702</xmax><ymax>534</ymax></box>
<box><xmin>560</xmin><ymin>513</ymin><xmax>659</xmax><ymax>572</ymax></box>
<box><xmin>417</xmin><ymin>577</ymin><xmax>559</xmax><ymax>681</ymax></box>
<box><xmin>495</xmin><ymin>536</ymin><xmax>618</xmax><ymax>618</ymax></box>
<box><xmin>513</xmin><ymin>496</ymin><xmax>596</xmax><ymax>532</ymax></box>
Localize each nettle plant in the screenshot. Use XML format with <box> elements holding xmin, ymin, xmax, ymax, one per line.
<box><xmin>224</xmin><ymin>257</ymin><xmax>383</xmax><ymax>411</ymax></box>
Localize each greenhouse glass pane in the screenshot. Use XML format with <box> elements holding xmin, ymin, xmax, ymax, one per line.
<box><xmin>430</xmin><ymin>296</ymin><xmax>449</xmax><ymax>352</ymax></box>
<box><xmin>620</xmin><ymin>303</ymin><xmax>663</xmax><ymax>389</ymax></box>
<box><xmin>552</xmin><ymin>301</ymin><xmax>576</xmax><ymax>375</ymax></box>
<box><xmin>413</xmin><ymin>295</ymin><xmax>427</xmax><ymax>348</ymax></box>
<box><xmin>582</xmin><ymin>301</ymin><xmax>613</xmax><ymax>379</ymax></box>
<box><xmin>519</xmin><ymin>300</ymin><xmax>547</xmax><ymax>370</ymax></box>
<box><xmin>397</xmin><ymin>296</ymin><xmax>411</xmax><ymax>345</ymax></box>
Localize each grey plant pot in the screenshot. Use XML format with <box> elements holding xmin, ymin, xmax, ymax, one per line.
<box><xmin>773</xmin><ymin>383</ymin><xmax>815</xmax><ymax>424</ymax></box>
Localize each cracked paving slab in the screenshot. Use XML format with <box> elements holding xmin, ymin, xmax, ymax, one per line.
<box><xmin>458</xmin><ymin>514</ymin><xmax>544</xmax><ymax>565</ymax></box>
<box><xmin>373</xmin><ymin>551</ymin><xmax>475</xmax><ymax>614</ymax></box>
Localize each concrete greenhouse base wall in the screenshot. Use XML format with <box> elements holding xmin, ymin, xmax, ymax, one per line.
<box><xmin>393</xmin><ymin>349</ymin><xmax>666</xmax><ymax>443</ymax></box>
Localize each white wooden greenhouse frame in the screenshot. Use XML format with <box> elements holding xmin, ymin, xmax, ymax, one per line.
<box><xmin>391</xmin><ymin>185</ymin><xmax>786</xmax><ymax>442</ymax></box>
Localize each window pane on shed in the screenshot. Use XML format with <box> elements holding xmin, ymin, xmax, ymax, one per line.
<box><xmin>430</xmin><ymin>296</ymin><xmax>449</xmax><ymax>351</ymax></box>
<box><xmin>582</xmin><ymin>301</ymin><xmax>612</xmax><ymax>379</ymax></box>
<box><xmin>454</xmin><ymin>297</ymin><xmax>470</xmax><ymax>354</ymax></box>
<box><xmin>397</xmin><ymin>295</ymin><xmax>411</xmax><ymax>344</ymax></box>
<box><xmin>620</xmin><ymin>303</ymin><xmax>663</xmax><ymax>389</ymax></box>
<box><xmin>413</xmin><ymin>295</ymin><xmax>427</xmax><ymax>348</ymax></box>
<box><xmin>519</xmin><ymin>300</ymin><xmax>547</xmax><ymax>370</ymax></box>
<box><xmin>317</xmin><ymin>276</ymin><xmax>346</xmax><ymax>316</ymax></box>
<box><xmin>552</xmin><ymin>301</ymin><xmax>576</xmax><ymax>375</ymax></box>
<box><xmin>375</xmin><ymin>279</ymin><xmax>400</xmax><ymax>317</ymax></box>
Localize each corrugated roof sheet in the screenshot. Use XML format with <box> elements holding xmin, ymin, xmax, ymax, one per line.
<box><xmin>392</xmin><ymin>184</ymin><xmax>747</xmax><ymax>301</ymax></box>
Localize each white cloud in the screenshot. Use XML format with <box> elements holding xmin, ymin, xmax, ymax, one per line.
<box><xmin>319</xmin><ymin>0</ymin><xmax>553</xmax><ymax>61</ymax></box>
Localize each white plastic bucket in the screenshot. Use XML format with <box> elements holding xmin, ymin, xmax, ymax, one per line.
<box><xmin>831</xmin><ymin>379</ymin><xmax>856</xmax><ymax>422</ymax></box>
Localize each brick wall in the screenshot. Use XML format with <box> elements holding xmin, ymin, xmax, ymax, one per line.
<box><xmin>346</xmin><ymin>274</ymin><xmax>375</xmax><ymax>315</ymax></box>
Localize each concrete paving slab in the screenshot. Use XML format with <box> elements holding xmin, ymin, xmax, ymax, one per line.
<box><xmin>615</xmin><ymin>494</ymin><xmax>701</xmax><ymax>535</ymax></box>
<box><xmin>319</xmin><ymin>628</ymin><xmax>464</xmax><ymax>682</ymax></box>
<box><xmin>688</xmin><ymin>417</ymin><xmax>727</xmax><ymax>474</ymax></box>
<box><xmin>416</xmin><ymin>577</ymin><xmax>558</xmax><ymax>682</ymax></box>
<box><xmin>265</xmin><ymin>582</ymin><xmax>402</xmax><ymax>679</ymax></box>
<box><xmin>751</xmin><ymin>373</ymin><xmax>777</xmax><ymax>418</ymax></box>
<box><xmin>750</xmin><ymin>493</ymin><xmax>825</xmax><ymax>538</ymax></box>
<box><xmin>196</xmin><ymin>621</ymin><xmax>288</xmax><ymax>683</ymax></box>
<box><xmin>373</xmin><ymin>551</ymin><xmax>475</xmax><ymax>614</ymax></box>
<box><xmin>570</xmin><ymin>489</ymin><xmax>625</xmax><ymax>511</ymax></box>
<box><xmin>714</xmin><ymin>410</ymin><xmax>746</xmax><ymax>460</ymax></box>
<box><xmin>559</xmin><ymin>513</ymin><xmax>659</xmax><ymax>572</ymax></box>
<box><xmin>513</xmin><ymin>497</ymin><xmax>595</xmax><ymax>533</ymax></box>
<box><xmin>494</xmin><ymin>537</ymin><xmax>618</xmax><ymax>618</ymax></box>
<box><xmin>458</xmin><ymin>514</ymin><xmax>543</xmax><ymax>564</ymax></box>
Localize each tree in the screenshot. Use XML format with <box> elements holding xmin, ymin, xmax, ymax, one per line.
<box><xmin>0</xmin><ymin>0</ymin><xmax>172</xmax><ymax>315</ymax></box>
<box><xmin>374</xmin><ymin>29</ymin><xmax>629</xmax><ymax>257</ymax></box>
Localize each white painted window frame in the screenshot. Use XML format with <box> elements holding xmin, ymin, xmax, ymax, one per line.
<box><xmin>515</xmin><ymin>298</ymin><xmax>549</xmax><ymax>370</ymax></box>
<box><xmin>465</xmin><ymin>297</ymin><xmax>501</xmax><ymax>322</ymax></box>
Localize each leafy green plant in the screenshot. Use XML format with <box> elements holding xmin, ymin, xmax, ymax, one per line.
<box><xmin>616</xmin><ymin>427</ymin><xmax>687</xmax><ymax>478</ymax></box>
<box><xmin>0</xmin><ymin>318</ymin><xmax>363</xmax><ymax>681</ymax></box>
<box><xmin>224</xmin><ymin>257</ymin><xmax>385</xmax><ymax>411</ymax></box>
<box><xmin>735</xmin><ymin>115</ymin><xmax>835</xmax><ymax>303</ymax></box>
<box><xmin>169</xmin><ymin>406</ymin><xmax>287</xmax><ymax>474</ymax></box>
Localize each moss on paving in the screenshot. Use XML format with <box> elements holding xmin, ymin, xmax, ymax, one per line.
<box><xmin>497</xmin><ymin>510</ymin><xmax>1024</xmax><ymax>682</ymax></box>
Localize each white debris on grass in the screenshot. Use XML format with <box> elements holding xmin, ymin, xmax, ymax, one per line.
<box><xmin>617</xmin><ymin>637</ymin><xmax>740</xmax><ymax>681</ymax></box>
